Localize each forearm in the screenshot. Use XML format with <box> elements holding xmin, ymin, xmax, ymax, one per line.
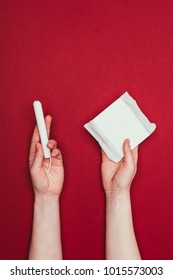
<box><xmin>28</xmin><ymin>193</ymin><xmax>62</xmax><ymax>260</ymax></box>
<box><xmin>105</xmin><ymin>190</ymin><xmax>141</xmax><ymax>260</ymax></box>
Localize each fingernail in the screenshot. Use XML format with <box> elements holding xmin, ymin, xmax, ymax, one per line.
<box><xmin>127</xmin><ymin>139</ymin><xmax>130</xmax><ymax>146</ymax></box>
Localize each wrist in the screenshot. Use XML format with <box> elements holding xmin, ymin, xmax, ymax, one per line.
<box><xmin>105</xmin><ymin>190</ymin><xmax>131</xmax><ymax>216</ymax></box>
<box><xmin>105</xmin><ymin>188</ymin><xmax>130</xmax><ymax>203</ymax></box>
<box><xmin>34</xmin><ymin>192</ymin><xmax>60</xmax><ymax>204</ymax></box>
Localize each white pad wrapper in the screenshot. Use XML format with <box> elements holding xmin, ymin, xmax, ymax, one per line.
<box><xmin>84</xmin><ymin>92</ymin><xmax>156</xmax><ymax>162</ymax></box>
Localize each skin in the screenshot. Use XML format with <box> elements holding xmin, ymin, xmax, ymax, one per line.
<box><xmin>28</xmin><ymin>114</ymin><xmax>140</xmax><ymax>259</ymax></box>
<box><xmin>28</xmin><ymin>115</ymin><xmax>64</xmax><ymax>259</ymax></box>
<box><xmin>101</xmin><ymin>139</ymin><xmax>141</xmax><ymax>259</ymax></box>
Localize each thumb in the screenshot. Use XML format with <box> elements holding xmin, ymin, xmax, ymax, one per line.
<box><xmin>101</xmin><ymin>148</ymin><xmax>110</xmax><ymax>163</ymax></box>
<box><xmin>32</xmin><ymin>143</ymin><xmax>44</xmax><ymax>170</ymax></box>
<box><xmin>123</xmin><ymin>139</ymin><xmax>134</xmax><ymax>167</ymax></box>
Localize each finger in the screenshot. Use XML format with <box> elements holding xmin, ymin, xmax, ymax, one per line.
<box><xmin>47</xmin><ymin>139</ymin><xmax>57</xmax><ymax>149</ymax></box>
<box><xmin>123</xmin><ymin>139</ymin><xmax>134</xmax><ymax>167</ymax></box>
<box><xmin>31</xmin><ymin>123</ymin><xmax>40</xmax><ymax>143</ymax></box>
<box><xmin>29</xmin><ymin>124</ymin><xmax>40</xmax><ymax>169</ymax></box>
<box><xmin>101</xmin><ymin>148</ymin><xmax>106</xmax><ymax>156</ymax></box>
<box><xmin>45</xmin><ymin>115</ymin><xmax>52</xmax><ymax>139</ymax></box>
<box><xmin>51</xmin><ymin>148</ymin><xmax>63</xmax><ymax>161</ymax></box>
<box><xmin>132</xmin><ymin>146</ymin><xmax>138</xmax><ymax>166</ymax></box>
<box><xmin>30</xmin><ymin>115</ymin><xmax>51</xmax><ymax>145</ymax></box>
<box><xmin>29</xmin><ymin>115</ymin><xmax>52</xmax><ymax>169</ymax></box>
<box><xmin>101</xmin><ymin>148</ymin><xmax>109</xmax><ymax>162</ymax></box>
<box><xmin>31</xmin><ymin>143</ymin><xmax>44</xmax><ymax>170</ymax></box>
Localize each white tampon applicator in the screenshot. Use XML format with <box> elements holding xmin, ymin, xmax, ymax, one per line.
<box><xmin>33</xmin><ymin>101</ymin><xmax>52</xmax><ymax>172</ymax></box>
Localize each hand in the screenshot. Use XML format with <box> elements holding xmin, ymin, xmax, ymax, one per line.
<box><xmin>101</xmin><ymin>139</ymin><xmax>138</xmax><ymax>196</ymax></box>
<box><xmin>29</xmin><ymin>115</ymin><xmax>64</xmax><ymax>198</ymax></box>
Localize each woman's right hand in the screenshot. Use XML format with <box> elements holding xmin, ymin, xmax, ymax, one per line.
<box><xmin>101</xmin><ymin>139</ymin><xmax>138</xmax><ymax>196</ymax></box>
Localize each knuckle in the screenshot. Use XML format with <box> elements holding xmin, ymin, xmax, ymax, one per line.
<box><xmin>30</xmin><ymin>167</ymin><xmax>36</xmax><ymax>174</ymax></box>
<box><xmin>129</xmin><ymin>163</ymin><xmax>135</xmax><ymax>172</ymax></box>
<box><xmin>49</xmin><ymin>139</ymin><xmax>57</xmax><ymax>146</ymax></box>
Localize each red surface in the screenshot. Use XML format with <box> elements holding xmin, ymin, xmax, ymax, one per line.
<box><xmin>0</xmin><ymin>0</ymin><xmax>173</xmax><ymax>260</ymax></box>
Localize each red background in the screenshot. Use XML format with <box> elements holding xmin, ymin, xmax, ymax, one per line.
<box><xmin>0</xmin><ymin>0</ymin><xmax>173</xmax><ymax>260</ymax></box>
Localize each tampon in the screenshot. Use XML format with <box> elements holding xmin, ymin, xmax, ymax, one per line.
<box><xmin>33</xmin><ymin>101</ymin><xmax>52</xmax><ymax>171</ymax></box>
